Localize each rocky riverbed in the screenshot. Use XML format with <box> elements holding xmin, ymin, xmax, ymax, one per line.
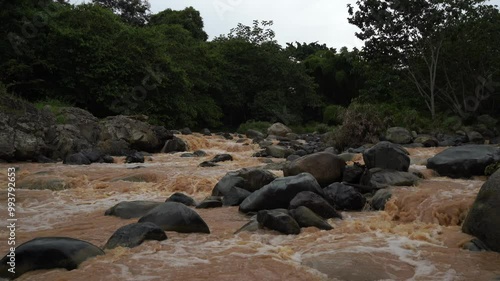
<box><xmin>0</xmin><ymin>133</ymin><xmax>500</xmax><ymax>281</ymax></box>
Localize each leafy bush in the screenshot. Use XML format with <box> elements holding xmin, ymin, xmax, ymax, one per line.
<box><xmin>237</xmin><ymin>120</ymin><xmax>272</xmax><ymax>134</ymax></box>
<box><xmin>34</xmin><ymin>98</ymin><xmax>74</xmax><ymax>115</ymax></box>
<box><xmin>323</xmin><ymin>105</ymin><xmax>346</xmax><ymax>125</ymax></box>
<box><xmin>331</xmin><ymin>102</ymin><xmax>386</xmax><ymax>150</ymax></box>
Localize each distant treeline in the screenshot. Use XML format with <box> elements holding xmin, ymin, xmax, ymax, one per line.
<box><xmin>1</xmin><ymin>0</ymin><xmax>499</xmax><ymax>130</ymax></box>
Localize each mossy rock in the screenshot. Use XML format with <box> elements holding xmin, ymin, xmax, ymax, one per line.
<box><xmin>485</xmin><ymin>162</ymin><xmax>500</xmax><ymax>176</ymax></box>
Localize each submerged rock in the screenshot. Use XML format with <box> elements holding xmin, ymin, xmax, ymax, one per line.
<box><xmin>104</xmin><ymin>222</ymin><xmax>167</xmax><ymax>249</ymax></box>
<box><xmin>139</xmin><ymin>202</ymin><xmax>210</xmax><ymax>233</ymax></box>
<box><xmin>370</xmin><ymin>189</ymin><xmax>393</xmax><ymax>210</ymax></box>
<box><xmin>0</xmin><ymin>237</ymin><xmax>104</xmax><ymax>279</ymax></box>
<box><xmin>257</xmin><ymin>209</ymin><xmax>300</xmax><ymax>235</ymax></box>
<box><xmin>105</xmin><ymin>201</ymin><xmax>162</xmax><ymax>219</ymax></box>
<box><xmin>290</xmin><ymin>206</ymin><xmax>333</xmax><ymax>230</ymax></box>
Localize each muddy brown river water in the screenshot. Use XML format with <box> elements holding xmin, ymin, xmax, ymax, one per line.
<box><xmin>1</xmin><ymin>134</ymin><xmax>499</xmax><ymax>281</ymax></box>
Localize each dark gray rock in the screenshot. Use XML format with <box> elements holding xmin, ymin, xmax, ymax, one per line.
<box><xmin>196</xmin><ymin>199</ymin><xmax>223</xmax><ymax>209</ymax></box>
<box><xmin>246</xmin><ymin>129</ymin><xmax>265</xmax><ymax>139</ymax></box>
<box><xmin>102</xmin><ymin>154</ymin><xmax>114</xmax><ymax>163</ymax></box>
<box><xmin>63</xmin><ymin>152</ymin><xmax>91</xmax><ymax>165</ymax></box>
<box><xmin>257</xmin><ymin>209</ymin><xmax>300</xmax><ymax>235</ymax></box>
<box><xmin>283</xmin><ymin>152</ymin><xmax>346</xmax><ymax>187</ymax></box>
<box><xmin>342</xmin><ymin>163</ymin><xmax>365</xmax><ymax>184</ymax></box>
<box><xmin>165</xmin><ymin>192</ymin><xmax>196</xmax><ymax>206</ymax></box>
<box><xmin>427</xmin><ymin>145</ymin><xmax>500</xmax><ymax>178</ymax></box>
<box><xmin>223</xmin><ymin>187</ymin><xmax>252</xmax><ymax>206</ymax></box>
<box><xmin>323</xmin><ymin>183</ymin><xmax>366</xmax><ymax>211</ymax></box>
<box><xmin>239</xmin><ymin>173</ymin><xmax>324</xmax><ymax>213</ymax></box>
<box><xmin>125</xmin><ymin>152</ymin><xmax>145</xmax><ymax>163</ymax></box>
<box><xmin>199</xmin><ymin>161</ymin><xmax>219</xmax><ymax>167</ymax></box>
<box><xmin>80</xmin><ymin>149</ymin><xmax>104</xmax><ymax>163</ymax></box>
<box><xmin>370</xmin><ymin>189</ymin><xmax>392</xmax><ymax>210</ymax></box>
<box><xmin>139</xmin><ymin>202</ymin><xmax>210</xmax><ymax>233</ymax></box>
<box><xmin>201</xmin><ymin>128</ymin><xmax>211</xmax><ymax>136</ymax></box>
<box><xmin>105</xmin><ymin>201</ymin><xmax>162</xmax><ymax>219</ymax></box>
<box><xmin>161</xmin><ymin>137</ymin><xmax>188</xmax><ymax>153</ymax></box>
<box><xmin>361</xmin><ymin>168</ymin><xmax>420</xmax><ymax>189</ymax></box>
<box><xmin>0</xmin><ymin>237</ymin><xmax>104</xmax><ymax>279</ymax></box>
<box><xmin>363</xmin><ymin>141</ymin><xmax>410</xmax><ymax>172</ymax></box>
<box><xmin>462</xmin><ymin>169</ymin><xmax>500</xmax><ymax>252</ymax></box>
<box><xmin>211</xmin><ymin>154</ymin><xmax>233</xmax><ymax>163</ymax></box>
<box><xmin>290</xmin><ymin>206</ymin><xmax>333</xmax><ymax>230</ymax></box>
<box><xmin>289</xmin><ymin>191</ymin><xmax>341</xmax><ymax>219</ymax></box>
<box><xmin>103</xmin><ymin>222</ymin><xmax>167</xmax><ymax>249</ymax></box>
<box><xmin>267</xmin><ymin>123</ymin><xmax>292</xmax><ymax>137</ymax></box>
<box><xmin>180</xmin><ymin>127</ymin><xmax>192</xmax><ymax>135</ymax></box>
<box><xmin>212</xmin><ymin>168</ymin><xmax>276</xmax><ymax>196</ymax></box>
<box><xmin>265</xmin><ymin>145</ymin><xmax>294</xmax><ymax>158</ymax></box>
<box><xmin>193</xmin><ymin>150</ymin><xmax>207</xmax><ymax>157</ymax></box>
<box><xmin>385</xmin><ymin>127</ymin><xmax>412</xmax><ymax>144</ymax></box>
<box><xmin>180</xmin><ymin>153</ymin><xmax>195</xmax><ymax>157</ymax></box>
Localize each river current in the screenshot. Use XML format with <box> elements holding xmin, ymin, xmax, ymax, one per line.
<box><xmin>1</xmin><ymin>134</ymin><xmax>499</xmax><ymax>281</ymax></box>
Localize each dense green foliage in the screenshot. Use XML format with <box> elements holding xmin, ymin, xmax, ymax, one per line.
<box><xmin>1</xmin><ymin>0</ymin><xmax>499</xmax><ymax>134</ymax></box>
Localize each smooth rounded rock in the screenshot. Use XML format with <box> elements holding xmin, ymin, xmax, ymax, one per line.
<box><xmin>0</xmin><ymin>237</ymin><xmax>104</xmax><ymax>279</ymax></box>
<box><xmin>105</xmin><ymin>201</ymin><xmax>162</xmax><ymax>219</ymax></box>
<box><xmin>104</xmin><ymin>222</ymin><xmax>167</xmax><ymax>249</ymax></box>
<box><xmin>139</xmin><ymin>202</ymin><xmax>210</xmax><ymax>233</ymax></box>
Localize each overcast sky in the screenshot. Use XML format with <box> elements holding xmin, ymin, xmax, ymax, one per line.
<box><xmin>72</xmin><ymin>0</ymin><xmax>500</xmax><ymax>50</ymax></box>
<box><xmin>150</xmin><ymin>0</ymin><xmax>363</xmax><ymax>49</ymax></box>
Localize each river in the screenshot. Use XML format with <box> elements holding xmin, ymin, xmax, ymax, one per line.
<box><xmin>0</xmin><ymin>134</ymin><xmax>499</xmax><ymax>281</ymax></box>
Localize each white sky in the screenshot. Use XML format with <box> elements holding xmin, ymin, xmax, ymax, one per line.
<box><xmin>71</xmin><ymin>0</ymin><xmax>500</xmax><ymax>50</ymax></box>
<box><xmin>150</xmin><ymin>0</ymin><xmax>363</xmax><ymax>49</ymax></box>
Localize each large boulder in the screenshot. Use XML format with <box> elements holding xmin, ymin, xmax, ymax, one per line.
<box><xmin>462</xmin><ymin>169</ymin><xmax>500</xmax><ymax>252</ymax></box>
<box><xmin>323</xmin><ymin>183</ymin><xmax>366</xmax><ymax>211</ymax></box>
<box><xmin>0</xmin><ymin>96</ymin><xmax>54</xmax><ymax>161</ymax></box>
<box><xmin>104</xmin><ymin>201</ymin><xmax>162</xmax><ymax>219</ymax></box>
<box><xmin>212</xmin><ymin>168</ymin><xmax>276</xmax><ymax>196</ymax></box>
<box><xmin>104</xmin><ymin>222</ymin><xmax>167</xmax><ymax>249</ymax></box>
<box><xmin>267</xmin><ymin>123</ymin><xmax>292</xmax><ymax>137</ymax></box>
<box><xmin>361</xmin><ymin>168</ymin><xmax>420</xmax><ymax>189</ymax></box>
<box><xmin>283</xmin><ymin>152</ymin><xmax>346</xmax><ymax>186</ymax></box>
<box><xmin>45</xmin><ymin>107</ymin><xmax>101</xmax><ymax>160</ymax></box>
<box><xmin>257</xmin><ymin>209</ymin><xmax>301</xmax><ymax>235</ymax></box>
<box><xmin>99</xmin><ymin>115</ymin><xmax>159</xmax><ymax>153</ymax></box>
<box><xmin>239</xmin><ymin>173</ymin><xmax>324</xmax><ymax>213</ymax></box>
<box><xmin>138</xmin><ymin>202</ymin><xmax>210</xmax><ymax>233</ymax></box>
<box><xmin>289</xmin><ymin>191</ymin><xmax>341</xmax><ymax>219</ymax></box>
<box><xmin>427</xmin><ymin>145</ymin><xmax>500</xmax><ymax>178</ymax></box>
<box><xmin>385</xmin><ymin>127</ymin><xmax>412</xmax><ymax>144</ymax></box>
<box><xmin>363</xmin><ymin>141</ymin><xmax>410</xmax><ymax>172</ymax></box>
<box><xmin>0</xmin><ymin>237</ymin><xmax>104</xmax><ymax>279</ymax></box>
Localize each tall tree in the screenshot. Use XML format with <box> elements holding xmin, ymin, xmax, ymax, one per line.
<box><xmin>347</xmin><ymin>0</ymin><xmax>494</xmax><ymax>119</ymax></box>
<box><xmin>92</xmin><ymin>0</ymin><xmax>150</xmax><ymax>25</ymax></box>
<box><xmin>149</xmin><ymin>7</ymin><xmax>208</xmax><ymax>41</ymax></box>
